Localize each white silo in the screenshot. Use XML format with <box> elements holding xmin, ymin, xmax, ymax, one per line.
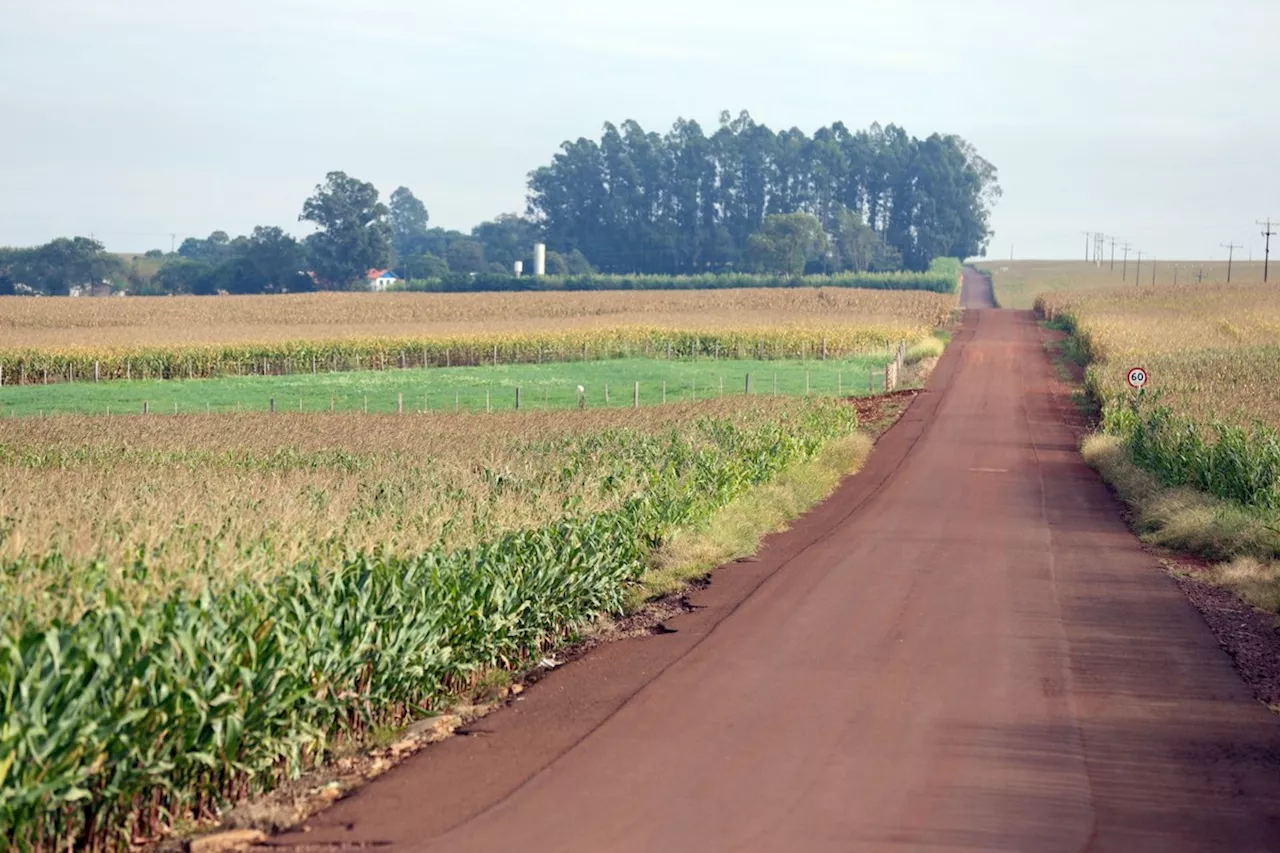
<box><xmin>514</xmin><ymin>260</ymin><xmax>523</xmax><ymax>276</ymax></box>
<box><xmin>534</xmin><ymin>243</ymin><xmax>546</xmax><ymax>276</ymax></box>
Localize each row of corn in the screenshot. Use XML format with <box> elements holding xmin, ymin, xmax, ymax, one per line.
<box><xmin>0</xmin><ymin>326</ymin><xmax>932</xmax><ymax>386</ymax></box>
<box><xmin>0</xmin><ymin>401</ymin><xmax>857</xmax><ymax>851</ymax></box>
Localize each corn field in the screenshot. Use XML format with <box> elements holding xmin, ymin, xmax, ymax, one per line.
<box><xmin>1039</xmin><ymin>282</ymin><xmax>1280</xmax><ymax>511</ymax></box>
<box><xmin>0</xmin><ymin>287</ymin><xmax>957</xmax><ymax>351</ymax></box>
<box><xmin>0</xmin><ymin>325</ymin><xmax>936</xmax><ymax>388</ymax></box>
<box><xmin>0</xmin><ymin>398</ymin><xmax>857</xmax><ymax>850</ymax></box>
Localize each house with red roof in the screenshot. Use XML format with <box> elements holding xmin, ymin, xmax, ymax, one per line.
<box><xmin>366</xmin><ymin>268</ymin><xmax>399</xmax><ymax>291</ymax></box>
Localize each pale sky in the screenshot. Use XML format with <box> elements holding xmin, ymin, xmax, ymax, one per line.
<box><xmin>3</xmin><ymin>0</ymin><xmax>1278</xmax><ymax>261</ymax></box>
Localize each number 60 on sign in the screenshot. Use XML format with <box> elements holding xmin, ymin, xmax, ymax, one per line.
<box><xmin>1127</xmin><ymin>367</ymin><xmax>1148</xmax><ymax>390</ymax></box>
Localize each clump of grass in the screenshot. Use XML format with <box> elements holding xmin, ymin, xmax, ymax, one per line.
<box><xmin>1082</xmin><ymin>434</ymin><xmax>1280</xmax><ymax>560</ymax></box>
<box><xmin>638</xmin><ymin>433</ymin><xmax>873</xmax><ymax>608</ymax></box>
<box><xmin>904</xmin><ymin>334</ymin><xmax>946</xmax><ymax>365</ymax></box>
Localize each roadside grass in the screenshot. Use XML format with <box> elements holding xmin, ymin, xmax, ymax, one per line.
<box><xmin>1082</xmin><ymin>434</ymin><xmax>1280</xmax><ymax>615</ymax></box>
<box><xmin>637</xmin><ymin>432</ymin><xmax>874</xmax><ymax>608</ymax></box>
<box><xmin>1037</xmin><ymin>305</ymin><xmax>1280</xmax><ymax>623</ymax></box>
<box><xmin>0</xmin><ymin>355</ymin><xmax>909</xmax><ymax>417</ymax></box>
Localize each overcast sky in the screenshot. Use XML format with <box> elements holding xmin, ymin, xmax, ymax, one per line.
<box><xmin>3</xmin><ymin>0</ymin><xmax>1278</xmax><ymax>260</ymax></box>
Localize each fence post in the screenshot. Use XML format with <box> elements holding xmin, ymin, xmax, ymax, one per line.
<box><xmin>363</xmin><ymin>395</ymin><xmax>368</xmax><ymax>414</ymax></box>
<box><xmin>634</xmin><ymin>381</ymin><xmax>639</xmax><ymax>408</ymax></box>
<box><xmin>455</xmin><ymin>391</ymin><xmax>459</xmax><ymax>412</ymax></box>
<box><xmin>662</xmin><ymin>381</ymin><xmax>667</xmax><ymax>404</ymax></box>
<box><xmin>94</xmin><ymin>361</ymin><xmax>99</xmax><ymax>382</ymax></box>
<box><xmin>604</xmin><ymin>383</ymin><xmax>609</xmax><ymax>405</ymax></box>
<box><xmin>745</xmin><ymin>373</ymin><xmax>751</xmax><ymax>395</ymax></box>
<box><xmin>516</xmin><ymin>386</ymin><xmax>521</xmax><ymax>410</ymax></box>
<box><xmin>312</xmin><ymin>354</ymin><xmax>317</xmax><ymax>374</ymax></box>
<box><xmin>493</xmin><ymin>344</ymin><xmax>498</xmax><ymax>367</ymax></box>
<box><xmin>330</xmin><ymin>396</ymin><xmax>335</xmax><ymax>413</ymax></box>
<box><xmin>774</xmin><ymin>373</ymin><xmax>778</xmax><ymax>396</ymax></box>
<box><xmin>270</xmin><ymin>397</ymin><xmax>276</xmax><ymax>413</ymax></box>
<box><xmin>822</xmin><ymin>338</ymin><xmax>828</xmax><ymax>360</ymax></box>
<box><xmin>401</xmin><ymin>350</ymin><xmax>407</xmax><ymax>369</ymax></box>
<box><xmin>143</xmin><ymin>401</ymin><xmax>149</xmax><ymax>414</ymax></box>
<box><xmin>398</xmin><ymin>392</ymin><xmax>403</xmax><ymax>414</ymax></box>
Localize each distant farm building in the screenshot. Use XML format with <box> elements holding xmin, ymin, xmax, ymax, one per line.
<box><xmin>367</xmin><ymin>269</ymin><xmax>399</xmax><ymax>291</ymax></box>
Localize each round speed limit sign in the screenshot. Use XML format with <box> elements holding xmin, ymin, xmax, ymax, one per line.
<box><xmin>1127</xmin><ymin>367</ymin><xmax>1148</xmax><ymax>390</ymax></box>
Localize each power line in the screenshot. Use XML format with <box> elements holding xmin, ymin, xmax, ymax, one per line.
<box><xmin>1260</xmin><ymin>219</ymin><xmax>1276</xmax><ymax>283</ymax></box>
<box><xmin>1221</xmin><ymin>241</ymin><xmax>1243</xmax><ymax>283</ymax></box>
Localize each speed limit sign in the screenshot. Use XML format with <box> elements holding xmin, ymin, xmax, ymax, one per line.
<box><xmin>1127</xmin><ymin>367</ymin><xmax>1148</xmax><ymax>390</ymax></box>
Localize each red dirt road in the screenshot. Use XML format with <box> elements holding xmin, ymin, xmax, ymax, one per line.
<box><xmin>269</xmin><ymin>268</ymin><xmax>1280</xmax><ymax>851</ymax></box>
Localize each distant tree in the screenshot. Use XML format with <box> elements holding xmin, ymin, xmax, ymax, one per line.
<box><xmin>870</xmin><ymin>238</ymin><xmax>903</xmax><ymax>272</ymax></box>
<box><xmin>471</xmin><ymin>214</ymin><xmax>537</xmax><ymax>271</ymax></box>
<box><xmin>299</xmin><ymin>171</ymin><xmax>391</xmax><ymax>288</ymax></box>
<box><xmin>153</xmin><ymin>257</ymin><xmax>215</xmax><ymax>295</ymax></box>
<box><xmin>177</xmin><ymin>231</ymin><xmax>235</xmax><ymax>266</ymax></box>
<box><xmin>390</xmin><ymin>186</ymin><xmax>430</xmax><ymax>262</ymax></box>
<box><xmin>402</xmin><ymin>252</ymin><xmax>449</xmax><ymax>279</ymax></box>
<box><xmin>564</xmin><ymin>248</ymin><xmax>595</xmax><ymax>274</ymax></box>
<box><xmin>144</xmin><ymin>248</ymin><xmax>164</xmax><ymax>259</ymax></box>
<box><xmin>544</xmin><ymin>250</ymin><xmax>569</xmax><ymax>275</ymax></box>
<box><xmin>12</xmin><ymin>237</ymin><xmax>123</xmax><ymax>294</ymax></box>
<box><xmin>747</xmin><ymin>213</ymin><xmax>827</xmax><ymax>276</ymax></box>
<box><xmin>243</xmin><ymin>225</ymin><xmax>308</xmax><ymax>292</ymax></box>
<box><xmin>445</xmin><ymin>239</ymin><xmax>487</xmax><ymax>274</ymax></box>
<box><xmin>829</xmin><ymin>207</ymin><xmax>879</xmax><ymax>272</ymax></box>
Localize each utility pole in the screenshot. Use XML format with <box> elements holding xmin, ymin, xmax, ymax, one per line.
<box><xmin>1152</xmin><ymin>258</ymin><xmax>1157</xmax><ymax>286</ymax></box>
<box><xmin>1121</xmin><ymin>242</ymin><xmax>1132</xmax><ymax>281</ymax></box>
<box><xmin>1082</xmin><ymin>231</ymin><xmax>1092</xmax><ymax>262</ymax></box>
<box><xmin>1096</xmin><ymin>233</ymin><xmax>1105</xmax><ymax>267</ymax></box>
<box><xmin>170</xmin><ymin>233</ymin><xmax>177</xmax><ymax>254</ymax></box>
<box><xmin>1221</xmin><ymin>242</ymin><xmax>1242</xmax><ymax>283</ymax></box>
<box><xmin>1134</xmin><ymin>250</ymin><xmax>1143</xmax><ymax>285</ymax></box>
<box><xmin>1260</xmin><ymin>219</ymin><xmax>1276</xmax><ymax>283</ymax></box>
<box><xmin>1109</xmin><ymin>236</ymin><xmax>1117</xmax><ymax>270</ymax></box>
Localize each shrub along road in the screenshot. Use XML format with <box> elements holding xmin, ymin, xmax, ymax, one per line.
<box><xmin>264</xmin><ymin>268</ymin><xmax>1280</xmax><ymax>852</ymax></box>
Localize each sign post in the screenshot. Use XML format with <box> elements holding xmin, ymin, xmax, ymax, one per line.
<box><xmin>1126</xmin><ymin>367</ymin><xmax>1148</xmax><ymax>391</ymax></box>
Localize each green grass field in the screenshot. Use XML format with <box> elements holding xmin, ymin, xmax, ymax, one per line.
<box><xmin>0</xmin><ymin>354</ymin><xmax>908</xmax><ymax>417</ymax></box>
<box><xmin>976</xmin><ymin>259</ymin><xmax>1273</xmax><ymax>310</ymax></box>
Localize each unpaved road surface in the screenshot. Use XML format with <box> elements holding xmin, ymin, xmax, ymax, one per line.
<box><xmin>269</xmin><ymin>268</ymin><xmax>1280</xmax><ymax>851</ymax></box>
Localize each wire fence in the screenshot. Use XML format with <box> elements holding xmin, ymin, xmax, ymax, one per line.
<box><xmin>1</xmin><ymin>347</ymin><xmax>909</xmax><ymax>418</ymax></box>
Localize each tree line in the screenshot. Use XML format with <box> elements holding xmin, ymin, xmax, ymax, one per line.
<box><xmin>0</xmin><ymin>110</ymin><xmax>999</xmax><ymax>295</ymax></box>
<box><xmin>530</xmin><ymin>111</ymin><xmax>999</xmax><ymax>275</ymax></box>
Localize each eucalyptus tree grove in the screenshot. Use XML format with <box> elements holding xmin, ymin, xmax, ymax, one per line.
<box><xmin>527</xmin><ymin>111</ymin><xmax>1000</xmax><ymax>274</ymax></box>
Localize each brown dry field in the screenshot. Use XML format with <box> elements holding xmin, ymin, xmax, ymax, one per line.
<box><xmin>0</xmin><ymin>288</ymin><xmax>957</xmax><ymax>349</ymax></box>
<box><xmin>979</xmin><ymin>258</ymin><xmax>1273</xmax><ymax>309</ymax></box>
